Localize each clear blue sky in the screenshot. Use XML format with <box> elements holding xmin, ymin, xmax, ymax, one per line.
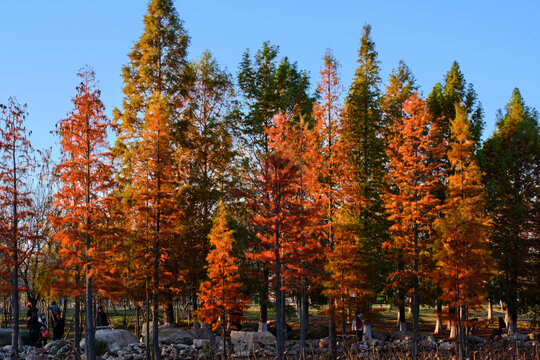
<box><xmin>1</xmin><ymin>1</ymin><xmax>538</xmax><ymax>153</ymax></box>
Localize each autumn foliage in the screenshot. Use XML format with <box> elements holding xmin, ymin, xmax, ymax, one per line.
<box><xmin>197</xmin><ymin>205</ymin><xmax>248</xmax><ymax>330</ymax></box>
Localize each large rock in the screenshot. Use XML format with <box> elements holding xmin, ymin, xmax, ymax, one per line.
<box><xmin>141</xmin><ymin>323</ymin><xmax>213</xmax><ymax>345</ymax></box>
<box><xmin>0</xmin><ymin>328</ymin><xmax>30</xmax><ymax>347</ymax></box>
<box><xmin>96</xmin><ymin>329</ymin><xmax>138</xmax><ymax>350</ymax></box>
<box><xmin>438</xmin><ymin>341</ymin><xmax>456</xmax><ymax>351</ymax></box>
<box><xmin>230</xmin><ymin>330</ymin><xmax>276</xmax><ymax>354</ymax></box>
<box><xmin>79</xmin><ymin>329</ymin><xmax>139</xmax><ymax>350</ymax></box>
<box><xmin>467</xmin><ymin>334</ymin><xmax>487</xmax><ymax>345</ymax></box>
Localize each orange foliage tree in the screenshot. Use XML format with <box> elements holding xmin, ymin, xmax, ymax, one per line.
<box><xmin>435</xmin><ymin>105</ymin><xmax>491</xmax><ymax>352</ymax></box>
<box><xmin>268</xmin><ymin>113</ymin><xmax>323</xmax><ymax>350</ymax></box>
<box><xmin>128</xmin><ymin>93</ymin><xmax>181</xmax><ymax>359</ymax></box>
<box><xmin>197</xmin><ymin>204</ymin><xmax>248</xmax><ymax>355</ymax></box>
<box><xmin>51</xmin><ymin>68</ymin><xmax>117</xmax><ymax>359</ymax></box>
<box><xmin>384</xmin><ymin>93</ymin><xmax>445</xmax><ymax>355</ymax></box>
<box><xmin>249</xmin><ymin>112</ymin><xmax>312</xmax><ymax>356</ymax></box>
<box><xmin>311</xmin><ymin>50</ymin><xmax>349</xmax><ymax>345</ymax></box>
<box><xmin>0</xmin><ymin>98</ymin><xmax>35</xmax><ymax>354</ymax></box>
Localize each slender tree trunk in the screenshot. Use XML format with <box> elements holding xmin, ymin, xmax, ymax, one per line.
<box><xmin>506</xmin><ymin>307</ymin><xmax>517</xmax><ymax>335</ymax></box>
<box><xmin>275</xmin><ymin>228</ymin><xmax>284</xmax><ymax>357</ymax></box>
<box><xmin>487</xmin><ymin>300</ymin><xmax>493</xmax><ymax>321</ymax></box>
<box><xmin>434</xmin><ymin>301</ymin><xmax>442</xmax><ymax>334</ymax></box>
<box><xmin>145</xmin><ymin>278</ymin><xmax>151</xmax><ymax>360</ymax></box>
<box><xmin>258</xmin><ymin>269</ymin><xmax>269</xmax><ymax>332</ymax></box>
<box><xmin>398</xmin><ymin>307</ymin><xmax>407</xmax><ymax>332</ymax></box>
<box><xmin>329</xmin><ymin>298</ymin><xmax>337</xmax><ymax>358</ymax></box>
<box><xmin>164</xmin><ymin>298</ymin><xmax>174</xmax><ymax>326</ymax></box>
<box><xmin>152</xmin><ymin>238</ymin><xmax>160</xmax><ymax>360</ymax></box>
<box><xmin>10</xmin><ymin>147</ymin><xmax>20</xmax><ymax>360</ymax></box>
<box><xmin>300</xmin><ymin>287</ymin><xmax>307</xmax><ymax>351</ymax></box>
<box><xmin>412</xmin><ymin>225</ymin><xmax>419</xmax><ymax>358</ymax></box>
<box><xmin>74</xmin><ymin>271</ymin><xmax>81</xmax><ymax>352</ymax></box>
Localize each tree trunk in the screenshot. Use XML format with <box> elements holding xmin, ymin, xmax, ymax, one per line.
<box><xmin>506</xmin><ymin>307</ymin><xmax>517</xmax><ymax>335</ymax></box>
<box><xmin>300</xmin><ymin>289</ymin><xmax>308</xmax><ymax>351</ymax></box>
<box><xmin>85</xmin><ymin>236</ymin><xmax>96</xmax><ymax>359</ymax></box>
<box><xmin>449</xmin><ymin>321</ymin><xmax>457</xmax><ymax>339</ymax></box>
<box><xmin>487</xmin><ymin>300</ymin><xmax>493</xmax><ymax>321</ymax></box>
<box><xmin>275</xmin><ymin>231</ymin><xmax>284</xmax><ymax>357</ymax></box>
<box><xmin>85</xmin><ymin>277</ymin><xmax>96</xmax><ymax>360</ymax></box>
<box><xmin>328</xmin><ymin>298</ymin><xmax>337</xmax><ymax>358</ymax></box>
<box><xmin>164</xmin><ymin>299</ymin><xmax>174</xmax><ymax>326</ymax></box>
<box><xmin>152</xmin><ymin>241</ymin><xmax>160</xmax><ymax>360</ymax></box>
<box><xmin>11</xmin><ymin>228</ymin><xmax>20</xmax><ymax>358</ymax></box>
<box><xmin>397</xmin><ymin>307</ymin><xmax>406</xmax><ymax>332</ymax></box>
<box><xmin>434</xmin><ymin>302</ymin><xmax>442</xmax><ymax>334</ymax></box>
<box><xmin>145</xmin><ymin>279</ymin><xmax>151</xmax><ymax>360</ymax></box>
<box><xmin>412</xmin><ymin>226</ymin><xmax>419</xmax><ymax>358</ymax></box>
<box><xmin>74</xmin><ymin>296</ymin><xmax>81</xmax><ymax>351</ymax></box>
<box><xmin>258</xmin><ymin>268</ymin><xmax>269</xmax><ymax>332</ymax></box>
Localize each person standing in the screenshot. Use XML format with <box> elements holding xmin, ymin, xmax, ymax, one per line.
<box><xmin>352</xmin><ymin>313</ymin><xmax>364</xmax><ymax>343</ymax></box>
<box><xmin>96</xmin><ymin>306</ymin><xmax>109</xmax><ymax>327</ymax></box>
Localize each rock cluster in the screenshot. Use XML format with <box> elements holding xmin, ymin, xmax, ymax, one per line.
<box><xmin>0</xmin><ymin>328</ymin><xmax>536</xmax><ymax>359</ymax></box>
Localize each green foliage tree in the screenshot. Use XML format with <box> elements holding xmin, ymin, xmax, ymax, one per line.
<box><xmin>480</xmin><ymin>88</ymin><xmax>539</xmax><ymax>334</ymax></box>
<box><xmin>177</xmin><ymin>50</ymin><xmax>237</xmax><ymax>316</ymax></box>
<box><xmin>341</xmin><ymin>24</ymin><xmax>388</xmax><ymax>341</ymax></box>
<box><xmin>236</xmin><ymin>41</ymin><xmax>314</xmax><ymax>331</ymax></box>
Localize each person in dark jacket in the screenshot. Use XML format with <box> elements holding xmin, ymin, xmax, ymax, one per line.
<box><xmin>27</xmin><ymin>315</ymin><xmax>41</xmax><ymax>347</ymax></box>
<box><xmin>96</xmin><ymin>306</ymin><xmax>109</xmax><ymax>327</ymax></box>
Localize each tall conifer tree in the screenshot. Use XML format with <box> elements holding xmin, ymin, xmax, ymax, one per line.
<box><xmin>51</xmin><ymin>68</ymin><xmax>115</xmax><ymax>360</ymax></box>
<box><xmin>381</xmin><ymin>61</ymin><xmax>417</xmax><ymax>331</ymax></box>
<box><xmin>341</xmin><ymin>24</ymin><xmax>387</xmax><ymax>340</ymax></box>
<box><xmin>436</xmin><ymin>105</ymin><xmax>491</xmax><ymax>355</ymax></box>
<box><xmin>0</xmin><ymin>98</ymin><xmax>34</xmax><ymax>357</ymax></box>
<box><xmin>384</xmin><ymin>94</ymin><xmax>445</xmax><ymax>356</ymax></box>
<box><xmin>481</xmin><ymin>89</ymin><xmax>539</xmax><ymax>334</ymax></box>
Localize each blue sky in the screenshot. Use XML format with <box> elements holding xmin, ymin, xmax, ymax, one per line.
<box><xmin>0</xmin><ymin>1</ymin><xmax>538</xmax><ymax>154</ymax></box>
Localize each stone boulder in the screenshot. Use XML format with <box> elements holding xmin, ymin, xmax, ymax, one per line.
<box><xmin>230</xmin><ymin>330</ymin><xmax>276</xmax><ymax>354</ymax></box>
<box><xmin>467</xmin><ymin>334</ymin><xmax>487</xmax><ymax>345</ymax></box>
<box><xmin>0</xmin><ymin>328</ymin><xmax>30</xmax><ymax>347</ymax></box>
<box><xmin>142</xmin><ymin>325</ymin><xmax>195</xmax><ymax>345</ymax></box>
<box><xmin>438</xmin><ymin>341</ymin><xmax>456</xmax><ymax>351</ymax></box>
<box><xmin>96</xmin><ymin>329</ymin><xmax>138</xmax><ymax>350</ymax></box>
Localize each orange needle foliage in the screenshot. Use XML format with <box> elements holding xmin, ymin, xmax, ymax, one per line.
<box><xmin>197</xmin><ymin>204</ymin><xmax>248</xmax><ymax>331</ymax></box>
<box><xmin>384</xmin><ymin>93</ymin><xmax>445</xmax><ymax>342</ymax></box>
<box><xmin>50</xmin><ymin>68</ymin><xmax>118</xmax><ymax>299</ymax></box>
<box><xmin>435</xmin><ymin>105</ymin><xmax>491</xmax><ymax>323</ymax></box>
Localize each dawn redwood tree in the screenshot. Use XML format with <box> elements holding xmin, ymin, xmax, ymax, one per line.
<box><xmin>249</xmin><ymin>113</ymin><xmax>304</xmax><ymax>356</ymax></box>
<box><xmin>341</xmin><ymin>24</ymin><xmax>388</xmax><ymax>341</ymax></box>
<box><xmin>51</xmin><ymin>68</ymin><xmax>115</xmax><ymax>360</ymax></box>
<box><xmin>113</xmin><ymin>0</ymin><xmax>190</xmax><ymax>335</ymax></box>
<box><xmin>0</xmin><ymin>98</ymin><xmax>34</xmax><ymax>357</ymax></box>
<box><xmin>384</xmin><ymin>93</ymin><xmax>445</xmax><ymax>356</ymax></box>
<box><xmin>427</xmin><ymin>61</ymin><xmax>484</xmax><ymax>153</ymax></box>
<box><xmin>435</xmin><ymin>105</ymin><xmax>491</xmax><ymax>355</ymax></box>
<box><xmin>197</xmin><ymin>204</ymin><xmax>248</xmax><ymax>357</ymax></box>
<box><xmin>130</xmin><ymin>94</ymin><xmax>180</xmax><ymax>360</ymax></box>
<box><xmin>237</xmin><ymin>41</ymin><xmax>314</xmax><ymax>332</ymax></box>
<box><xmin>177</xmin><ymin>51</ymin><xmax>236</xmax><ymax>307</ymax></box>
<box><xmin>267</xmin><ymin>113</ymin><xmax>323</xmax><ymax>350</ymax></box>
<box><xmin>381</xmin><ymin>60</ymin><xmax>417</xmax><ymax>331</ymax></box>
<box><xmin>481</xmin><ymin>89</ymin><xmax>539</xmax><ymax>334</ymax></box>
